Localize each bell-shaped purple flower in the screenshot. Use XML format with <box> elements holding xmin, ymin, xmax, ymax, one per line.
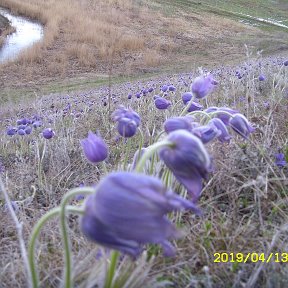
<box><xmin>182</xmin><ymin>92</ymin><xmax>193</xmax><ymax>105</ymax></box>
<box><xmin>33</xmin><ymin>120</ymin><xmax>42</xmax><ymax>128</ymax></box>
<box><xmin>164</xmin><ymin>116</ymin><xmax>193</xmax><ymax>134</ymax></box>
<box><xmin>192</xmin><ymin>125</ymin><xmax>219</xmax><ymax>144</ymax></box>
<box><xmin>25</xmin><ymin>126</ymin><xmax>32</xmax><ymax>135</ymax></box>
<box><xmin>168</xmin><ymin>85</ymin><xmax>176</xmax><ymax>92</ymax></box>
<box><xmin>159</xmin><ymin>130</ymin><xmax>211</xmax><ymax>202</ymax></box>
<box><xmin>81</xmin><ymin>172</ymin><xmax>199</xmax><ymax>258</ymax></box>
<box><xmin>154</xmin><ymin>97</ymin><xmax>171</xmax><ymax>110</ymax></box>
<box><xmin>81</xmin><ymin>131</ymin><xmax>108</xmax><ymax>163</ymax></box>
<box><xmin>274</xmin><ymin>153</ymin><xmax>286</xmax><ymax>168</ymax></box>
<box><xmin>112</xmin><ymin>106</ymin><xmax>141</xmax><ymax>127</ymax></box>
<box><xmin>208</xmin><ymin>118</ymin><xmax>231</xmax><ymax>143</ymax></box>
<box><xmin>258</xmin><ymin>75</ymin><xmax>265</xmax><ymax>81</ymax></box>
<box><xmin>191</xmin><ymin>74</ymin><xmax>215</xmax><ymax>99</ymax></box>
<box><xmin>42</xmin><ymin>128</ymin><xmax>55</xmax><ymax>139</ymax></box>
<box><xmin>283</xmin><ymin>60</ymin><xmax>288</xmax><ymax>66</ymax></box>
<box><xmin>17</xmin><ymin>129</ymin><xmax>26</xmax><ymax>136</ymax></box>
<box><xmin>161</xmin><ymin>85</ymin><xmax>168</xmax><ymax>92</ymax></box>
<box><xmin>6</xmin><ymin>127</ymin><xmax>17</xmax><ymax>136</ymax></box>
<box><xmin>187</xmin><ymin>101</ymin><xmax>203</xmax><ymax>112</ymax></box>
<box><xmin>215</xmin><ymin>107</ymin><xmax>239</xmax><ymax>125</ymax></box>
<box><xmin>117</xmin><ymin>118</ymin><xmax>138</xmax><ymax>138</ymax></box>
<box><xmin>229</xmin><ymin>113</ymin><xmax>254</xmax><ymax>139</ymax></box>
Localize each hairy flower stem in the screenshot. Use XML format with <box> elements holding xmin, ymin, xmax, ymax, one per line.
<box><xmin>123</xmin><ymin>138</ymin><xmax>132</xmax><ymax>170</ymax></box>
<box><xmin>180</xmin><ymin>93</ymin><xmax>195</xmax><ymax>116</ymax></box>
<box><xmin>60</xmin><ymin>188</ymin><xmax>95</xmax><ymax>288</ymax></box>
<box><xmin>28</xmin><ymin>205</ymin><xmax>85</xmax><ymax>288</ymax></box>
<box><xmin>135</xmin><ymin>140</ymin><xmax>172</xmax><ymax>173</ymax></box>
<box><xmin>186</xmin><ymin>110</ymin><xmax>211</xmax><ymax>120</ymax></box>
<box><xmin>104</xmin><ymin>251</ymin><xmax>119</xmax><ymax>288</ymax></box>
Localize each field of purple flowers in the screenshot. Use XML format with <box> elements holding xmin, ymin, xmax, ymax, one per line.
<box><xmin>0</xmin><ymin>53</ymin><xmax>288</xmax><ymax>288</ymax></box>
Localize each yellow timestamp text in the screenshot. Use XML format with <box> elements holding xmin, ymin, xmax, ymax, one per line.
<box><xmin>214</xmin><ymin>252</ymin><xmax>288</xmax><ymax>263</ymax></box>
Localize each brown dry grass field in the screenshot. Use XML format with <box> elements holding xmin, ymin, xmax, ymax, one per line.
<box><xmin>0</xmin><ymin>0</ymin><xmax>286</xmax><ymax>101</ymax></box>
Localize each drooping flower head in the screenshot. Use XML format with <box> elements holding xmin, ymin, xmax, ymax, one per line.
<box><xmin>208</xmin><ymin>118</ymin><xmax>231</xmax><ymax>143</ymax></box>
<box><xmin>81</xmin><ymin>172</ymin><xmax>199</xmax><ymax>258</ymax></box>
<box><xmin>182</xmin><ymin>92</ymin><xmax>193</xmax><ymax>105</ymax></box>
<box><xmin>42</xmin><ymin>128</ymin><xmax>55</xmax><ymax>139</ymax></box>
<box><xmin>164</xmin><ymin>116</ymin><xmax>193</xmax><ymax>134</ymax></box>
<box><xmin>112</xmin><ymin>106</ymin><xmax>141</xmax><ymax>138</ymax></box>
<box><xmin>187</xmin><ymin>101</ymin><xmax>203</xmax><ymax>112</ymax></box>
<box><xmin>81</xmin><ymin>131</ymin><xmax>108</xmax><ymax>163</ymax></box>
<box><xmin>274</xmin><ymin>153</ymin><xmax>286</xmax><ymax>168</ymax></box>
<box><xmin>117</xmin><ymin>117</ymin><xmax>138</xmax><ymax>138</ymax></box>
<box><xmin>154</xmin><ymin>97</ymin><xmax>171</xmax><ymax>110</ymax></box>
<box><xmin>192</xmin><ymin>125</ymin><xmax>220</xmax><ymax>144</ymax></box>
<box><xmin>215</xmin><ymin>107</ymin><xmax>239</xmax><ymax>125</ymax></box>
<box><xmin>258</xmin><ymin>75</ymin><xmax>265</xmax><ymax>81</ymax></box>
<box><xmin>229</xmin><ymin>113</ymin><xmax>254</xmax><ymax>139</ymax></box>
<box><xmin>159</xmin><ymin>130</ymin><xmax>211</xmax><ymax>202</ymax></box>
<box><xmin>191</xmin><ymin>74</ymin><xmax>216</xmax><ymax>99</ymax></box>
<box><xmin>112</xmin><ymin>106</ymin><xmax>141</xmax><ymax>127</ymax></box>
<box><xmin>6</xmin><ymin>127</ymin><xmax>17</xmax><ymax>136</ymax></box>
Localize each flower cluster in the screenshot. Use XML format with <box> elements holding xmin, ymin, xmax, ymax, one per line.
<box><xmin>112</xmin><ymin>106</ymin><xmax>141</xmax><ymax>138</ymax></box>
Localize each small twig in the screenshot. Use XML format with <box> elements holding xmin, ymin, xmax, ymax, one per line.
<box><xmin>0</xmin><ymin>176</ymin><xmax>32</xmax><ymax>288</ymax></box>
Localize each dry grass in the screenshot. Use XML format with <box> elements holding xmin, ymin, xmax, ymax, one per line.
<box><xmin>0</xmin><ymin>0</ymin><xmax>264</xmax><ymax>93</ymax></box>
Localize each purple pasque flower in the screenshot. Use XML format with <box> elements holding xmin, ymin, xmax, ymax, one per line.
<box><xmin>187</xmin><ymin>101</ymin><xmax>203</xmax><ymax>112</ymax></box>
<box><xmin>154</xmin><ymin>97</ymin><xmax>171</xmax><ymax>110</ymax></box>
<box><xmin>117</xmin><ymin>117</ymin><xmax>138</xmax><ymax>138</ymax></box>
<box><xmin>42</xmin><ymin>128</ymin><xmax>55</xmax><ymax>139</ymax></box>
<box><xmin>274</xmin><ymin>153</ymin><xmax>286</xmax><ymax>168</ymax></box>
<box><xmin>161</xmin><ymin>85</ymin><xmax>168</xmax><ymax>92</ymax></box>
<box><xmin>182</xmin><ymin>92</ymin><xmax>193</xmax><ymax>105</ymax></box>
<box><xmin>81</xmin><ymin>131</ymin><xmax>108</xmax><ymax>163</ymax></box>
<box><xmin>25</xmin><ymin>126</ymin><xmax>32</xmax><ymax>135</ymax></box>
<box><xmin>168</xmin><ymin>85</ymin><xmax>176</xmax><ymax>92</ymax></box>
<box><xmin>164</xmin><ymin>116</ymin><xmax>193</xmax><ymax>134</ymax></box>
<box><xmin>6</xmin><ymin>127</ymin><xmax>17</xmax><ymax>136</ymax></box>
<box><xmin>112</xmin><ymin>106</ymin><xmax>141</xmax><ymax>127</ymax></box>
<box><xmin>229</xmin><ymin>113</ymin><xmax>254</xmax><ymax>139</ymax></box>
<box><xmin>215</xmin><ymin>107</ymin><xmax>239</xmax><ymax>125</ymax></box>
<box><xmin>283</xmin><ymin>60</ymin><xmax>288</xmax><ymax>66</ymax></box>
<box><xmin>159</xmin><ymin>130</ymin><xmax>211</xmax><ymax>203</ymax></box>
<box><xmin>191</xmin><ymin>125</ymin><xmax>220</xmax><ymax>144</ymax></box>
<box><xmin>17</xmin><ymin>129</ymin><xmax>26</xmax><ymax>136</ymax></box>
<box><xmin>258</xmin><ymin>75</ymin><xmax>265</xmax><ymax>81</ymax></box>
<box><xmin>208</xmin><ymin>118</ymin><xmax>231</xmax><ymax>143</ymax></box>
<box><xmin>81</xmin><ymin>172</ymin><xmax>199</xmax><ymax>258</ymax></box>
<box><xmin>191</xmin><ymin>74</ymin><xmax>215</xmax><ymax>99</ymax></box>
<box><xmin>205</xmin><ymin>106</ymin><xmax>218</xmax><ymax>114</ymax></box>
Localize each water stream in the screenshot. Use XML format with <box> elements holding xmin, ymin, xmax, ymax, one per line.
<box><xmin>0</xmin><ymin>8</ymin><xmax>44</xmax><ymax>63</ymax></box>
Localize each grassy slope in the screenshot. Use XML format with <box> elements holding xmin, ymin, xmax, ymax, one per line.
<box><xmin>0</xmin><ymin>0</ymin><xmax>287</xmax><ymax>105</ymax></box>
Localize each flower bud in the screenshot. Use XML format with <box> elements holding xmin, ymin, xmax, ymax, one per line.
<box><xmin>81</xmin><ymin>131</ymin><xmax>108</xmax><ymax>163</ymax></box>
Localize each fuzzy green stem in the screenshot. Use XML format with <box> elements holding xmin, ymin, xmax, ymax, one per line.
<box><xmin>60</xmin><ymin>188</ymin><xmax>95</xmax><ymax>288</ymax></box>
<box><xmin>104</xmin><ymin>250</ymin><xmax>119</xmax><ymax>288</ymax></box>
<box><xmin>29</xmin><ymin>206</ymin><xmax>84</xmax><ymax>288</ymax></box>
<box><xmin>180</xmin><ymin>93</ymin><xmax>195</xmax><ymax>116</ymax></box>
<box><xmin>135</xmin><ymin>140</ymin><xmax>172</xmax><ymax>173</ymax></box>
<box><xmin>123</xmin><ymin>138</ymin><xmax>132</xmax><ymax>170</ymax></box>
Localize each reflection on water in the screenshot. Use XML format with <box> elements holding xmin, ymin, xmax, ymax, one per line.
<box><xmin>0</xmin><ymin>8</ymin><xmax>43</xmax><ymax>63</ymax></box>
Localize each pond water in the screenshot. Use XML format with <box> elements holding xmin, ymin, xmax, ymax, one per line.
<box><xmin>0</xmin><ymin>8</ymin><xmax>44</xmax><ymax>63</ymax></box>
